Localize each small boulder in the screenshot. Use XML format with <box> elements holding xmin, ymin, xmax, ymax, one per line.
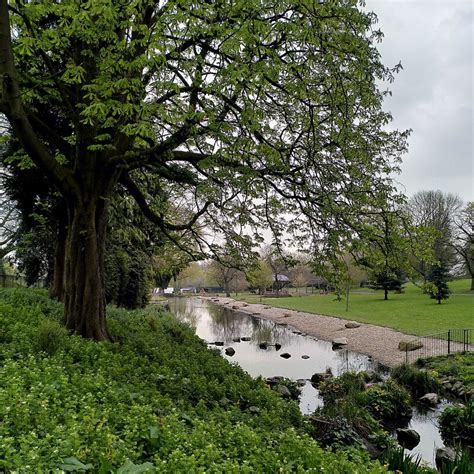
<box><xmin>398</xmin><ymin>340</ymin><xmax>423</xmax><ymax>351</ymax></box>
<box><xmin>225</xmin><ymin>347</ymin><xmax>236</xmax><ymax>356</ymax></box>
<box><xmin>311</xmin><ymin>372</ymin><xmax>333</xmax><ymax>386</ymax></box>
<box><xmin>274</xmin><ymin>343</ymin><xmax>282</xmax><ymax>351</ymax></box>
<box><xmin>345</xmin><ymin>321</ymin><xmax>361</xmax><ymax>329</ymax></box>
<box><xmin>275</xmin><ymin>384</ymin><xmax>292</xmax><ymax>399</ymax></box>
<box><xmin>232</xmin><ymin>337</ymin><xmax>241</xmax><ymax>342</ymax></box>
<box><xmin>332</xmin><ymin>337</ymin><xmax>348</xmax><ymax>349</ymax></box>
<box><xmin>259</xmin><ymin>342</ymin><xmax>268</xmax><ymax>350</ymax></box>
<box><xmin>396</xmin><ymin>428</ymin><xmax>420</xmax><ymax>450</ymax></box>
<box><xmin>241</xmin><ymin>336</ymin><xmax>251</xmax><ymax>341</ymax></box>
<box><xmin>301</xmin><ymin>355</ymin><xmax>310</xmax><ymax>359</ymax></box>
<box><xmin>252</xmin><ymin>312</ymin><xmax>260</xmax><ymax>315</ymax></box>
<box><xmin>283</xmin><ymin>313</ymin><xmax>291</xmax><ymax>318</ymax></box>
<box><xmin>241</xmin><ymin>303</ymin><xmax>248</xmax><ymax>307</ymax></box>
<box><xmin>214</xmin><ymin>341</ymin><xmax>224</xmax><ymax>346</ymax></box>
<box><xmin>435</xmin><ymin>447</ymin><xmax>457</xmax><ymax>470</ymax></box>
<box><xmin>231</xmin><ymin>305</ymin><xmax>240</xmax><ymax>309</ymax></box>
<box><xmin>280</xmin><ymin>352</ymin><xmax>291</xmax><ymax>359</ymax></box>
<box><xmin>266</xmin><ymin>376</ymin><xmax>283</xmax><ymax>386</ymax></box>
<box><xmin>296</xmin><ymin>379</ymin><xmax>307</xmax><ymax>387</ymax></box>
<box><xmin>419</xmin><ymin>393</ymin><xmax>439</xmax><ymax>406</ymax></box>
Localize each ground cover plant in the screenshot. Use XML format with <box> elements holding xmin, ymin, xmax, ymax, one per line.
<box><xmin>311</xmin><ymin>372</ymin><xmax>437</xmax><ymax>473</ymax></box>
<box><xmin>0</xmin><ymin>288</ymin><xmax>391</xmax><ymax>472</ymax></box>
<box><xmin>416</xmin><ymin>353</ymin><xmax>474</xmax><ymax>393</ymax></box>
<box><xmin>237</xmin><ymin>279</ymin><xmax>473</xmax><ymax>335</ymax></box>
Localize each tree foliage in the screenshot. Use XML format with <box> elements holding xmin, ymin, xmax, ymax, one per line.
<box><xmin>407</xmin><ymin>190</ymin><xmax>463</xmax><ymax>276</ymax></box>
<box><xmin>0</xmin><ymin>0</ymin><xmax>409</xmax><ymax>339</ymax></box>
<box><xmin>451</xmin><ymin>202</ymin><xmax>474</xmax><ymax>290</ymax></box>
<box><xmin>425</xmin><ymin>264</ymin><xmax>451</xmax><ymax>304</ymax></box>
<box><xmin>350</xmin><ymin>208</ymin><xmax>434</xmax><ymax>300</ymax></box>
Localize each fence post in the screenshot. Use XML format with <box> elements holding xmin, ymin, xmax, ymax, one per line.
<box><xmin>447</xmin><ymin>330</ymin><xmax>451</xmax><ymax>355</ymax></box>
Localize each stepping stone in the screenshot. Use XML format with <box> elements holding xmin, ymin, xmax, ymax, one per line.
<box><xmin>280</xmin><ymin>353</ymin><xmax>291</xmax><ymax>359</ymax></box>
<box><xmin>225</xmin><ymin>347</ymin><xmax>236</xmax><ymax>356</ymax></box>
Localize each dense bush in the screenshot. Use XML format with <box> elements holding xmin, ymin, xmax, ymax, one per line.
<box><xmin>355</xmin><ymin>380</ymin><xmax>412</xmax><ymax>421</ymax></box>
<box><xmin>0</xmin><ymin>288</ymin><xmax>388</xmax><ymax>472</ymax></box>
<box><xmin>318</xmin><ymin>371</ymin><xmax>366</xmax><ymax>404</ymax></box>
<box><xmin>439</xmin><ymin>399</ymin><xmax>474</xmax><ymax>447</ymax></box>
<box><xmin>391</xmin><ymin>364</ymin><xmax>441</xmax><ymax>398</ymax></box>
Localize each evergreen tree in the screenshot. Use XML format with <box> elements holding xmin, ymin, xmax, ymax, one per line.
<box><xmin>426</xmin><ymin>265</ymin><xmax>451</xmax><ymax>304</ymax></box>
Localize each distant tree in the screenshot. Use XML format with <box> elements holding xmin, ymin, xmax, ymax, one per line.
<box><xmin>291</xmin><ymin>266</ymin><xmax>310</xmax><ymax>295</ymax></box>
<box><xmin>208</xmin><ymin>261</ymin><xmax>241</xmax><ymax>297</ymax></box>
<box><xmin>229</xmin><ymin>271</ymin><xmax>249</xmax><ymax>295</ymax></box>
<box><xmin>408</xmin><ymin>191</ymin><xmax>463</xmax><ymax>277</ymax></box>
<box><xmin>451</xmin><ymin>202</ymin><xmax>474</xmax><ymax>290</ymax></box>
<box><xmin>425</xmin><ymin>265</ymin><xmax>451</xmax><ymax>304</ymax></box>
<box><xmin>370</xmin><ymin>270</ymin><xmax>404</xmax><ymax>301</ymax></box>
<box><xmin>247</xmin><ymin>260</ymin><xmax>273</xmax><ymax>295</ymax></box>
<box><xmin>152</xmin><ymin>246</ymin><xmax>192</xmax><ymax>293</ymax></box>
<box><xmin>352</xmin><ymin>208</ymin><xmax>432</xmax><ymax>300</ymax></box>
<box><xmin>176</xmin><ymin>263</ymin><xmax>208</xmax><ymax>291</ymax></box>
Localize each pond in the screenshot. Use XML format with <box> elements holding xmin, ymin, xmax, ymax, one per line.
<box><xmin>168</xmin><ymin>296</ymin><xmax>446</xmax><ymax>467</ymax></box>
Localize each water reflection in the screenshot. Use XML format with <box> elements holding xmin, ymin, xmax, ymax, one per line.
<box><xmin>168</xmin><ymin>297</ymin><xmax>384</xmax><ymax>414</ymax></box>
<box><xmin>167</xmin><ymin>297</ymin><xmax>450</xmax><ymax>468</ymax></box>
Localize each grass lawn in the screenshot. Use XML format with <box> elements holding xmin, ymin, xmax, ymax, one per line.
<box><xmin>236</xmin><ymin>278</ymin><xmax>473</xmax><ymax>336</ymax></box>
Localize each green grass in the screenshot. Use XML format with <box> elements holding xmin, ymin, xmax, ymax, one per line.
<box><xmin>237</xmin><ymin>279</ymin><xmax>473</xmax><ymax>336</ymax></box>
<box><xmin>0</xmin><ymin>288</ymin><xmax>387</xmax><ymax>472</ymax></box>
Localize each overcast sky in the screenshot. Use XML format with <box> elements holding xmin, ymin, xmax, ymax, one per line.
<box><xmin>364</xmin><ymin>0</ymin><xmax>473</xmax><ymax>203</ymax></box>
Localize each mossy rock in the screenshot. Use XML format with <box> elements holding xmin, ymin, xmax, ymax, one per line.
<box><xmin>398</xmin><ymin>340</ymin><xmax>423</xmax><ymax>351</ymax></box>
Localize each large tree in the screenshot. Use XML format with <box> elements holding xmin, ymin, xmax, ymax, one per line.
<box><xmin>407</xmin><ymin>190</ymin><xmax>463</xmax><ymax>276</ymax></box>
<box><xmin>451</xmin><ymin>202</ymin><xmax>474</xmax><ymax>290</ymax></box>
<box><xmin>0</xmin><ymin>0</ymin><xmax>409</xmax><ymax>340</ymax></box>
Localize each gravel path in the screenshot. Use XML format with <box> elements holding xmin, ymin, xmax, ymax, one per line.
<box><xmin>202</xmin><ymin>296</ymin><xmax>462</xmax><ymax>368</ymax></box>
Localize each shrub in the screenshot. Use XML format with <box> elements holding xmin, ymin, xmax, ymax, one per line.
<box><xmin>318</xmin><ymin>372</ymin><xmax>366</xmax><ymax>405</ymax></box>
<box><xmin>391</xmin><ymin>363</ymin><xmax>441</xmax><ymax>398</ymax></box>
<box><xmin>356</xmin><ymin>380</ymin><xmax>412</xmax><ymax>421</ymax></box>
<box><xmin>439</xmin><ymin>399</ymin><xmax>474</xmax><ymax>447</ymax></box>
<box><xmin>34</xmin><ymin>318</ymin><xmax>69</xmax><ymax>355</ymax></box>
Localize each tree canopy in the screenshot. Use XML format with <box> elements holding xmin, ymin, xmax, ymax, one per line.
<box><xmin>0</xmin><ymin>0</ymin><xmax>409</xmax><ymax>339</ymax></box>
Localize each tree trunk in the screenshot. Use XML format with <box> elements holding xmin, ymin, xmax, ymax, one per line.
<box><xmin>384</xmin><ymin>287</ymin><xmax>388</xmax><ymax>300</ymax></box>
<box><xmin>470</xmin><ymin>276</ymin><xmax>474</xmax><ymax>291</ymax></box>
<box><xmin>63</xmin><ymin>191</ymin><xmax>110</xmax><ymax>341</ymax></box>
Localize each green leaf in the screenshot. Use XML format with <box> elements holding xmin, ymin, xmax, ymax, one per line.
<box><xmin>58</xmin><ymin>457</ymin><xmax>94</xmax><ymax>472</ymax></box>
<box><xmin>116</xmin><ymin>460</ymin><xmax>155</xmax><ymax>474</ymax></box>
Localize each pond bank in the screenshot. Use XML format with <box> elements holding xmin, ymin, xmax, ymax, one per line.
<box><xmin>202</xmin><ymin>296</ymin><xmax>417</xmax><ymax>367</ymax></box>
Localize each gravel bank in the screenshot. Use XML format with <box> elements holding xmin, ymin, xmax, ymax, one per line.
<box><xmin>202</xmin><ymin>296</ymin><xmax>424</xmax><ymax>368</ymax></box>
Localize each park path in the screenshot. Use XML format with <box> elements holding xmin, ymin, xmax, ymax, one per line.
<box><xmin>202</xmin><ymin>296</ymin><xmax>470</xmax><ymax>368</ymax></box>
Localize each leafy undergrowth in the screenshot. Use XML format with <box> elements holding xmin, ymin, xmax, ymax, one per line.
<box><xmin>0</xmin><ymin>288</ymin><xmax>388</xmax><ymax>472</ymax></box>
<box><xmin>416</xmin><ymin>353</ymin><xmax>474</xmax><ymax>393</ymax></box>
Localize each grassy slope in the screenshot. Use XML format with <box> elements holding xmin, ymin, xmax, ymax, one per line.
<box><xmin>237</xmin><ymin>279</ymin><xmax>473</xmax><ymax>336</ymax></box>
<box><xmin>0</xmin><ymin>288</ymin><xmax>386</xmax><ymax>473</ymax></box>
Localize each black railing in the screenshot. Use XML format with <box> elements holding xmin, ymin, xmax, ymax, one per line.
<box><xmin>405</xmin><ymin>328</ymin><xmax>473</xmax><ymax>363</ymax></box>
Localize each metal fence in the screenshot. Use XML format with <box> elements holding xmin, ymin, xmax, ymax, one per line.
<box><xmin>405</xmin><ymin>328</ymin><xmax>473</xmax><ymax>363</ymax></box>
